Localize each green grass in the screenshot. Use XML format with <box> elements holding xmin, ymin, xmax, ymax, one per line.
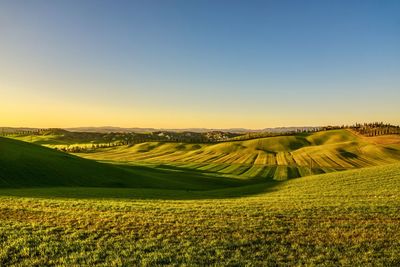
<box><xmin>0</xmin><ymin>163</ymin><xmax>399</xmax><ymax>265</ymax></box>
<box><xmin>2</xmin><ymin>132</ymin><xmax>400</xmax><ymax>265</ymax></box>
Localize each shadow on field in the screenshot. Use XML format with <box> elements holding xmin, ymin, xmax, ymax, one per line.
<box><xmin>149</xmin><ymin>163</ymin><xmax>225</xmax><ymax>175</ymax></box>
<box><xmin>0</xmin><ymin>181</ymin><xmax>282</xmax><ymax>201</ymax></box>
<box><xmin>113</xmin><ymin>163</ymin><xmax>266</xmax><ymax>190</ymax></box>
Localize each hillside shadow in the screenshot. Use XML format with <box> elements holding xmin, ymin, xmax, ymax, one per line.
<box><xmin>0</xmin><ymin>181</ymin><xmax>281</xmax><ymax>201</ymax></box>
<box><xmin>0</xmin><ymin>161</ymin><xmax>282</xmax><ymax>201</ymax></box>
<box><xmin>152</xmin><ymin>163</ymin><xmax>224</xmax><ymax>175</ymax></box>
<box><xmin>337</xmin><ymin>149</ymin><xmax>358</xmax><ymax>159</ymax></box>
<box><xmin>113</xmin><ymin>163</ymin><xmax>263</xmax><ymax>189</ymax></box>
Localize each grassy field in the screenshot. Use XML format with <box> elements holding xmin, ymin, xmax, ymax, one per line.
<box><xmin>0</xmin><ymin>163</ymin><xmax>399</xmax><ymax>265</ymax></box>
<box><xmin>1</xmin><ymin>132</ymin><xmax>400</xmax><ymax>265</ymax></box>
<box><xmin>76</xmin><ymin>129</ymin><xmax>400</xmax><ymax>180</ymax></box>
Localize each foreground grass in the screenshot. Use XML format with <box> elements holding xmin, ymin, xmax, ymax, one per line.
<box><xmin>0</xmin><ymin>164</ymin><xmax>399</xmax><ymax>266</ymax></box>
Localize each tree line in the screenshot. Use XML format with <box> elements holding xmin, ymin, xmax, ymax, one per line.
<box><xmin>349</xmin><ymin>122</ymin><xmax>400</xmax><ymax>136</ymax></box>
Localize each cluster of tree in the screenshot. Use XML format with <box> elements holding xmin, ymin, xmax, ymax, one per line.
<box><xmin>0</xmin><ymin>128</ymin><xmax>41</xmax><ymax>136</ymax></box>
<box><xmin>350</xmin><ymin>122</ymin><xmax>400</xmax><ymax>136</ymax></box>
<box><xmin>54</xmin><ymin>142</ymin><xmax>121</xmax><ymax>153</ymax></box>
<box><xmin>5</xmin><ymin>128</ymin><xmax>241</xmax><ymax>147</ymax></box>
<box><xmin>96</xmin><ymin>131</ymin><xmax>240</xmax><ymax>145</ymax></box>
<box><xmin>0</xmin><ymin>128</ymin><xmax>77</xmax><ymax>137</ymax></box>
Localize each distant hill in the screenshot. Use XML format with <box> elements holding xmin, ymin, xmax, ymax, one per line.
<box><xmin>65</xmin><ymin>126</ymin><xmax>158</xmax><ymax>133</ymax></box>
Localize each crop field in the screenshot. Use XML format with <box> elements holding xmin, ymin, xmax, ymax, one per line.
<box><xmin>77</xmin><ymin>130</ymin><xmax>400</xmax><ymax>180</ymax></box>
<box><xmin>0</xmin><ymin>163</ymin><xmax>399</xmax><ymax>265</ymax></box>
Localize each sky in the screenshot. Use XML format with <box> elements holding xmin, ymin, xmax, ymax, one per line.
<box><xmin>1</xmin><ymin>0</ymin><xmax>399</xmax><ymax>129</ymax></box>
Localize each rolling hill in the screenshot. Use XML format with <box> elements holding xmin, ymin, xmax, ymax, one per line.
<box><xmin>3</xmin><ymin>129</ymin><xmax>400</xmax><ymax>190</ymax></box>
<box><xmin>77</xmin><ymin>129</ymin><xmax>400</xmax><ymax>180</ymax></box>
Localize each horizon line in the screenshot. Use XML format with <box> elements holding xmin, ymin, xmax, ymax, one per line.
<box><xmin>1</xmin><ymin>121</ymin><xmax>398</xmax><ymax>131</ymax></box>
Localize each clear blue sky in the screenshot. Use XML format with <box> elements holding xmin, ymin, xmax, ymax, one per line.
<box><xmin>1</xmin><ymin>0</ymin><xmax>399</xmax><ymax>128</ymax></box>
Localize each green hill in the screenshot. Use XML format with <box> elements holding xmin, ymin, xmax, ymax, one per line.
<box><xmin>0</xmin><ymin>137</ymin><xmax>246</xmax><ymax>190</ymax></box>
<box><xmin>78</xmin><ymin>129</ymin><xmax>400</xmax><ymax>180</ymax></box>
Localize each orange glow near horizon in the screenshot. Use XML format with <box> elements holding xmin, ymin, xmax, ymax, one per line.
<box><xmin>2</xmin><ymin>87</ymin><xmax>399</xmax><ymax>129</ymax></box>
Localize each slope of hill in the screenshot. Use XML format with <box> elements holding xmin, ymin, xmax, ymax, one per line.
<box><xmin>78</xmin><ymin>130</ymin><xmax>400</xmax><ymax>180</ymax></box>
<box><xmin>0</xmin><ymin>137</ymin><xmax>247</xmax><ymax>190</ymax></box>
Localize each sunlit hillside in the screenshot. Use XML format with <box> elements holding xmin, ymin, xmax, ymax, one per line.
<box><xmin>76</xmin><ymin>130</ymin><xmax>400</xmax><ymax>180</ymax></box>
